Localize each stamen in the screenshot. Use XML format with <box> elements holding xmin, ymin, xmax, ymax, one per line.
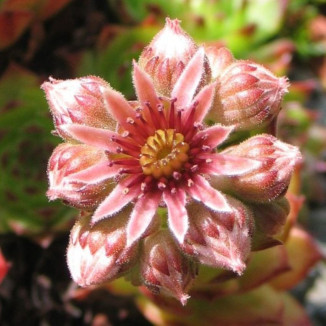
<box><xmin>190</xmin><ymin>164</ymin><xmax>199</xmax><ymax>172</ymax></box>
<box><xmin>158</xmin><ymin>182</ymin><xmax>166</xmax><ymax>190</ymax></box>
<box><xmin>119</xmin><ymin>167</ymin><xmax>142</xmax><ymax>175</ymax></box>
<box><xmin>145</xmin><ymin>101</ymin><xmax>161</xmax><ymax>130</ymax></box>
<box><xmin>157</xmin><ymin>104</ymin><xmax>168</xmax><ymax>129</ymax></box>
<box><xmin>202</xmin><ymin>145</ymin><xmax>211</xmax><ymax>152</ymax></box>
<box><xmin>168</xmin><ymin>98</ymin><xmax>177</xmax><ymax>128</ymax></box>
<box><xmin>176</xmin><ymin>109</ymin><xmax>183</xmax><ymax>132</ymax></box>
<box><xmin>183</xmin><ymin>101</ymin><xmax>199</xmax><ymax>140</ymax></box>
<box><xmin>187</xmin><ymin>178</ymin><xmax>194</xmax><ymax>187</ymax></box>
<box><xmin>111</xmin><ymin>136</ymin><xmax>140</xmax><ymax>156</ymax></box>
<box><xmin>115</xmin><ymin>158</ymin><xmax>139</xmax><ymax>166</ymax></box>
<box><xmin>173</xmin><ymin>171</ymin><xmax>181</xmax><ymax>180</ymax></box>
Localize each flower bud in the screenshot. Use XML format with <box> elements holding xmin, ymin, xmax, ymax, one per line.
<box><xmin>217</xmin><ymin>134</ymin><xmax>302</xmax><ymax>203</ymax></box>
<box><xmin>138</xmin><ymin>18</ymin><xmax>198</xmax><ymax>96</ymax></box>
<box><xmin>181</xmin><ymin>199</ymin><xmax>253</xmax><ymax>275</ymax></box>
<box><xmin>209</xmin><ymin>60</ymin><xmax>289</xmax><ymax>130</ymax></box>
<box><xmin>47</xmin><ymin>143</ymin><xmax>113</xmax><ymax>209</ymax></box>
<box><xmin>41</xmin><ymin>76</ymin><xmax>116</xmax><ymax>139</ymax></box>
<box><xmin>67</xmin><ymin>210</ymin><xmax>138</xmax><ymax>287</ymax></box>
<box><xmin>0</xmin><ymin>250</ymin><xmax>10</xmax><ymax>284</ymax></box>
<box><xmin>141</xmin><ymin>230</ymin><xmax>197</xmax><ymax>305</ymax></box>
<box><xmin>250</xmin><ymin>197</ymin><xmax>290</xmax><ymax>251</ymax></box>
<box><xmin>204</xmin><ymin>46</ymin><xmax>234</xmax><ymax>80</ymax></box>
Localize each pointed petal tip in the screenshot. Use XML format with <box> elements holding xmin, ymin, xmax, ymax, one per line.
<box><xmin>279</xmin><ymin>76</ymin><xmax>290</xmax><ymax>94</ymax></box>
<box><xmin>179</xmin><ymin>293</ymin><xmax>190</xmax><ymax>306</ymax></box>
<box><xmin>165</xmin><ymin>17</ymin><xmax>182</xmax><ymax>29</ymax></box>
<box><xmin>46</xmin><ymin>189</ymin><xmax>58</xmax><ymax>201</ymax></box>
<box><xmin>168</xmin><ymin>217</ymin><xmax>188</xmax><ymax>244</ymax></box>
<box><xmin>231</xmin><ymin>259</ymin><xmax>246</xmax><ymax>275</ymax></box>
<box><xmin>126</xmin><ymin>237</ymin><xmax>135</xmax><ymax>249</ymax></box>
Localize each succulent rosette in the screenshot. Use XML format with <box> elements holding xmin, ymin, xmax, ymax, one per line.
<box><xmin>42</xmin><ymin>18</ymin><xmax>302</xmax><ymax>304</ymax></box>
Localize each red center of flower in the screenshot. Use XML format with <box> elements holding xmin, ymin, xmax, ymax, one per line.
<box><xmin>139</xmin><ymin>129</ymin><xmax>189</xmax><ymax>179</ymax></box>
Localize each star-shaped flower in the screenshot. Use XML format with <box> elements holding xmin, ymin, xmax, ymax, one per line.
<box><xmin>42</xmin><ymin>18</ymin><xmax>301</xmax><ymax>304</ymax></box>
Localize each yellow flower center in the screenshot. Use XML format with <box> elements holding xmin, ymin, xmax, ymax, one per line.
<box><xmin>140</xmin><ymin>129</ymin><xmax>189</xmax><ymax>179</ymax></box>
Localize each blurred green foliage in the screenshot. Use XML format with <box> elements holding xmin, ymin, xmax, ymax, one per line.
<box><xmin>0</xmin><ymin>66</ymin><xmax>75</xmax><ymax>235</ymax></box>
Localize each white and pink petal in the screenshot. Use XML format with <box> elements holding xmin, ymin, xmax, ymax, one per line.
<box><xmin>92</xmin><ymin>175</ymin><xmax>142</xmax><ymax>224</ymax></box>
<box><xmin>186</xmin><ymin>175</ymin><xmax>231</xmax><ymax>212</ymax></box>
<box><xmin>126</xmin><ymin>192</ymin><xmax>161</xmax><ymax>247</ymax></box>
<box><xmin>171</xmin><ymin>47</ymin><xmax>206</xmax><ymax>108</ymax></box>
<box><xmin>163</xmin><ymin>190</ymin><xmax>189</xmax><ymax>244</ymax></box>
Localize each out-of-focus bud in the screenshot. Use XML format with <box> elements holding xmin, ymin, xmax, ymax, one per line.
<box><xmin>204</xmin><ymin>46</ymin><xmax>234</xmax><ymax>80</ymax></box>
<box><xmin>217</xmin><ymin>134</ymin><xmax>302</xmax><ymax>203</ymax></box>
<box><xmin>182</xmin><ymin>199</ymin><xmax>253</xmax><ymax>275</ymax></box>
<box><xmin>47</xmin><ymin>143</ymin><xmax>113</xmax><ymax>209</ymax></box>
<box><xmin>0</xmin><ymin>249</ymin><xmax>10</xmax><ymax>284</ymax></box>
<box><xmin>141</xmin><ymin>230</ymin><xmax>197</xmax><ymax>305</ymax></box>
<box><xmin>41</xmin><ymin>76</ymin><xmax>116</xmax><ymax>139</ymax></box>
<box><xmin>138</xmin><ymin>18</ymin><xmax>198</xmax><ymax>96</ymax></box>
<box><xmin>67</xmin><ymin>210</ymin><xmax>138</xmax><ymax>287</ymax></box>
<box><xmin>250</xmin><ymin>197</ymin><xmax>290</xmax><ymax>251</ymax></box>
<box><xmin>208</xmin><ymin>60</ymin><xmax>289</xmax><ymax>130</ymax></box>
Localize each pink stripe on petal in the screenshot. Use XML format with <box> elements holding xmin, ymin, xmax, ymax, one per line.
<box><xmin>61</xmin><ymin>124</ymin><xmax>119</xmax><ymax>152</ymax></box>
<box><xmin>172</xmin><ymin>48</ymin><xmax>205</xmax><ymax>108</ymax></box>
<box><xmin>192</xmin><ymin>82</ymin><xmax>216</xmax><ymax>123</ymax></box>
<box><xmin>133</xmin><ymin>61</ymin><xmax>160</xmax><ymax>117</ymax></box>
<box><xmin>187</xmin><ymin>175</ymin><xmax>231</xmax><ymax>212</ymax></box>
<box><xmin>163</xmin><ymin>190</ymin><xmax>189</xmax><ymax>243</ymax></box>
<box><xmin>199</xmin><ymin>153</ymin><xmax>261</xmax><ymax>176</ymax></box>
<box><xmin>68</xmin><ymin>161</ymin><xmax>120</xmax><ymax>184</ymax></box>
<box><xmin>92</xmin><ymin>175</ymin><xmax>141</xmax><ymax>224</ymax></box>
<box><xmin>126</xmin><ymin>192</ymin><xmax>161</xmax><ymax>247</ymax></box>
<box><xmin>193</xmin><ymin>124</ymin><xmax>234</xmax><ymax>149</ymax></box>
<box><xmin>103</xmin><ymin>87</ymin><xmax>136</xmax><ymax>126</ymax></box>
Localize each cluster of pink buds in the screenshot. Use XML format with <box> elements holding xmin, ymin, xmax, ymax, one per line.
<box><xmin>42</xmin><ymin>18</ymin><xmax>302</xmax><ymax>304</ymax></box>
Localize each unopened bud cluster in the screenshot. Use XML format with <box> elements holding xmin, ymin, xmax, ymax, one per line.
<box><xmin>42</xmin><ymin>18</ymin><xmax>301</xmax><ymax>304</ymax></box>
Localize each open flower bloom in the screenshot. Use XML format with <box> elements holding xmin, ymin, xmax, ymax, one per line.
<box><xmin>42</xmin><ymin>19</ymin><xmax>302</xmax><ymax>304</ymax></box>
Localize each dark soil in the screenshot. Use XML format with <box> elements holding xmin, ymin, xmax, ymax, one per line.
<box><xmin>0</xmin><ymin>233</ymin><xmax>151</xmax><ymax>326</ymax></box>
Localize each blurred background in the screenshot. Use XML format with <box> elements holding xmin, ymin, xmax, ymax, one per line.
<box><xmin>0</xmin><ymin>0</ymin><xmax>326</xmax><ymax>325</ymax></box>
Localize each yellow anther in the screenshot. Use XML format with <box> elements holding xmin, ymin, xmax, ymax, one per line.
<box><xmin>140</xmin><ymin>129</ymin><xmax>189</xmax><ymax>179</ymax></box>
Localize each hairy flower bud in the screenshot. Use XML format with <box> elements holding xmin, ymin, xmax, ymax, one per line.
<box><xmin>67</xmin><ymin>210</ymin><xmax>138</xmax><ymax>287</ymax></box>
<box><xmin>47</xmin><ymin>143</ymin><xmax>113</xmax><ymax>209</ymax></box>
<box><xmin>141</xmin><ymin>231</ymin><xmax>197</xmax><ymax>305</ymax></box>
<box><xmin>181</xmin><ymin>199</ymin><xmax>253</xmax><ymax>275</ymax></box>
<box><xmin>217</xmin><ymin>134</ymin><xmax>302</xmax><ymax>203</ymax></box>
<box><xmin>41</xmin><ymin>76</ymin><xmax>116</xmax><ymax>139</ymax></box>
<box><xmin>205</xmin><ymin>46</ymin><xmax>234</xmax><ymax>80</ymax></box>
<box><xmin>209</xmin><ymin>60</ymin><xmax>289</xmax><ymax>130</ymax></box>
<box><xmin>138</xmin><ymin>18</ymin><xmax>199</xmax><ymax>96</ymax></box>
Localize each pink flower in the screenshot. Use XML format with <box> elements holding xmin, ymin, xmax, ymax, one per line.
<box><xmin>43</xmin><ymin>18</ymin><xmax>302</xmax><ymax>303</ymax></box>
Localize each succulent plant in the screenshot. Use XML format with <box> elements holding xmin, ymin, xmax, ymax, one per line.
<box><xmin>41</xmin><ymin>19</ymin><xmax>309</xmax><ymax>310</ymax></box>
